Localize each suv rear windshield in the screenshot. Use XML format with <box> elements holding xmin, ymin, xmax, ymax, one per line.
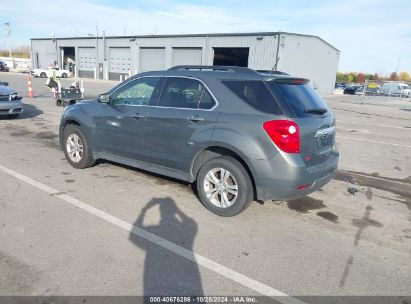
<box><xmin>268</xmin><ymin>82</ymin><xmax>329</xmax><ymax>117</ymax></box>
<box><xmin>223</xmin><ymin>80</ymin><xmax>283</xmax><ymax>115</ymax></box>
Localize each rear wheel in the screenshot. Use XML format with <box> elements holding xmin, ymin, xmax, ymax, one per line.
<box><xmin>196</xmin><ymin>156</ymin><xmax>253</xmax><ymax>216</ymax></box>
<box><xmin>62</xmin><ymin>73</ymin><xmax>68</xmax><ymax>78</ymax></box>
<box><xmin>63</xmin><ymin>125</ymin><xmax>95</xmax><ymax>169</ymax></box>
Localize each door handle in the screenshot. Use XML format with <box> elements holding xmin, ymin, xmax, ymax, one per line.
<box><xmin>188</xmin><ymin>115</ymin><xmax>205</xmax><ymax>122</ymax></box>
<box><xmin>131</xmin><ymin>113</ymin><xmax>145</xmax><ymax>120</ymax></box>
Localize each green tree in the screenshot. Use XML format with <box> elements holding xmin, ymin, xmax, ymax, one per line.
<box><xmin>336</xmin><ymin>72</ymin><xmax>344</xmax><ymax>83</ymax></box>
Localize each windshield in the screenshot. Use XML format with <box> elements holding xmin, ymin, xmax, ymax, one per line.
<box><xmin>268</xmin><ymin>81</ymin><xmax>330</xmax><ymax>117</ymax></box>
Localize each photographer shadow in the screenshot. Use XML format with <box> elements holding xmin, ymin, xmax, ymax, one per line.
<box><xmin>129</xmin><ymin>197</ymin><xmax>203</xmax><ymax>296</ymax></box>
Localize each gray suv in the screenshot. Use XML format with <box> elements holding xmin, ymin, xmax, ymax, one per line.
<box><xmin>59</xmin><ymin>66</ymin><xmax>338</xmax><ymax>216</ymax></box>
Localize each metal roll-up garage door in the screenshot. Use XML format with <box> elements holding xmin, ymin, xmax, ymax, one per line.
<box><xmin>78</xmin><ymin>47</ymin><xmax>96</xmax><ymax>78</ymax></box>
<box><xmin>172</xmin><ymin>48</ymin><xmax>202</xmax><ymax>66</ymax></box>
<box><xmin>140</xmin><ymin>48</ymin><xmax>165</xmax><ymax>72</ymax></box>
<box><xmin>109</xmin><ymin>47</ymin><xmax>131</xmax><ymax>81</ymax></box>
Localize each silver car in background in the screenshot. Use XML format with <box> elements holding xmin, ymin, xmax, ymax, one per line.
<box><xmin>0</xmin><ymin>82</ymin><xmax>23</xmax><ymax>118</ymax></box>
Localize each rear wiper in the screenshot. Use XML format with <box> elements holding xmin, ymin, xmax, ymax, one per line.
<box><xmin>304</xmin><ymin>108</ymin><xmax>327</xmax><ymax>115</ymax></box>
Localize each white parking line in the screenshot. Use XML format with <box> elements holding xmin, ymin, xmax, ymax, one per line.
<box><xmin>337</xmin><ymin>120</ymin><xmax>410</xmax><ymax>130</ymax></box>
<box><xmin>0</xmin><ymin>163</ymin><xmax>304</xmax><ymax>304</ymax></box>
<box><xmin>337</xmin><ymin>135</ymin><xmax>411</xmax><ymax>148</ymax></box>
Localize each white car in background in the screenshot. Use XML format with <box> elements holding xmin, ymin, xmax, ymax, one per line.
<box><xmin>381</xmin><ymin>82</ymin><xmax>411</xmax><ymax>97</ymax></box>
<box><xmin>30</xmin><ymin>67</ymin><xmax>71</xmax><ymax>78</ymax></box>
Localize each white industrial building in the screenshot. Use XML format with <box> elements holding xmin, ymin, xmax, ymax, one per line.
<box><xmin>30</xmin><ymin>32</ymin><xmax>339</xmax><ymax>94</ymax></box>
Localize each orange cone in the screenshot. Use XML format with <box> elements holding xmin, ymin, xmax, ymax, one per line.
<box><xmin>27</xmin><ymin>76</ymin><xmax>34</xmax><ymax>98</ymax></box>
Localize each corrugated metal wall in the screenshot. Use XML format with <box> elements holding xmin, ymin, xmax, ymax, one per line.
<box><xmin>30</xmin><ymin>39</ymin><xmax>57</xmax><ymax>69</ymax></box>
<box><xmin>277</xmin><ymin>34</ymin><xmax>340</xmax><ymax>94</ymax></box>
<box><xmin>31</xmin><ymin>33</ymin><xmax>339</xmax><ymax>93</ymax></box>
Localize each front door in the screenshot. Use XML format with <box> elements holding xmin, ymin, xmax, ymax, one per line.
<box><xmin>144</xmin><ymin>77</ymin><xmax>219</xmax><ymax>175</ymax></box>
<box><xmin>94</xmin><ymin>76</ymin><xmax>162</xmax><ymax>161</ymax></box>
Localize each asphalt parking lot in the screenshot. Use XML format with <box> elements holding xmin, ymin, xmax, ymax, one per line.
<box><xmin>0</xmin><ymin>73</ymin><xmax>410</xmax><ymax>303</ymax></box>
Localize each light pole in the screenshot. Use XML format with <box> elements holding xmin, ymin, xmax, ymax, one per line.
<box><xmin>4</xmin><ymin>23</ymin><xmax>11</xmax><ymax>57</ymax></box>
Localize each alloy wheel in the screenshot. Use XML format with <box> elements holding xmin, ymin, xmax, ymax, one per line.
<box><xmin>66</xmin><ymin>134</ymin><xmax>84</xmax><ymax>163</ymax></box>
<box><xmin>203</xmin><ymin>168</ymin><xmax>239</xmax><ymax>208</ymax></box>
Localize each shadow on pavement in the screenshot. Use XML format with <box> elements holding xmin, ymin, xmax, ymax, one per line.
<box><xmin>129</xmin><ymin>197</ymin><xmax>203</xmax><ymax>296</ymax></box>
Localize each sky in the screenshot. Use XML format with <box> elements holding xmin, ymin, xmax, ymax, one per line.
<box><xmin>1</xmin><ymin>0</ymin><xmax>410</xmax><ymax>75</ymax></box>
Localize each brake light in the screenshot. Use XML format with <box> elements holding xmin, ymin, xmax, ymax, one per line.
<box><xmin>292</xmin><ymin>78</ymin><xmax>306</xmax><ymax>85</ymax></box>
<box><xmin>263</xmin><ymin>120</ymin><xmax>299</xmax><ymax>153</ymax></box>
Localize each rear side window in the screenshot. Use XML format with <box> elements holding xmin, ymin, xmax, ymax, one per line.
<box><xmin>223</xmin><ymin>80</ymin><xmax>283</xmax><ymax>115</ymax></box>
<box><xmin>158</xmin><ymin>77</ymin><xmax>216</xmax><ymax>109</ymax></box>
<box><xmin>269</xmin><ymin>82</ymin><xmax>329</xmax><ymax>117</ymax></box>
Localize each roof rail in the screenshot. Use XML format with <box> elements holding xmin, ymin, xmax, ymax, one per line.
<box><xmin>256</xmin><ymin>70</ymin><xmax>289</xmax><ymax>76</ymax></box>
<box><xmin>168</xmin><ymin>65</ymin><xmax>258</xmax><ymax>74</ymax></box>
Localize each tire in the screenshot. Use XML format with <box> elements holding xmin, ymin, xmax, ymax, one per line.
<box><xmin>55</xmin><ymin>99</ymin><xmax>62</xmax><ymax>106</ymax></box>
<box><xmin>196</xmin><ymin>156</ymin><xmax>253</xmax><ymax>216</ymax></box>
<box><xmin>63</xmin><ymin>124</ymin><xmax>95</xmax><ymax>169</ymax></box>
<box><xmin>62</xmin><ymin>73</ymin><xmax>68</xmax><ymax>78</ymax></box>
<box><xmin>8</xmin><ymin>114</ymin><xmax>19</xmax><ymax>119</ymax></box>
<box><xmin>40</xmin><ymin>72</ymin><xmax>46</xmax><ymax>78</ymax></box>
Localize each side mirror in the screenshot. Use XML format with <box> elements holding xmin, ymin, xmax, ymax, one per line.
<box><xmin>98</xmin><ymin>93</ymin><xmax>110</xmax><ymax>104</ymax></box>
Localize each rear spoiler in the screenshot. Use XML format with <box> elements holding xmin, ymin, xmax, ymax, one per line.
<box><xmin>271</xmin><ymin>78</ymin><xmax>309</xmax><ymax>85</ymax></box>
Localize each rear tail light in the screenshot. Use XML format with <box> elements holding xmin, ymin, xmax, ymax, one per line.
<box><xmin>263</xmin><ymin>120</ymin><xmax>299</xmax><ymax>153</ymax></box>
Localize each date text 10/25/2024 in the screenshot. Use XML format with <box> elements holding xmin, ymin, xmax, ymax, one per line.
<box><xmin>149</xmin><ymin>296</ymin><xmax>258</xmax><ymax>303</ymax></box>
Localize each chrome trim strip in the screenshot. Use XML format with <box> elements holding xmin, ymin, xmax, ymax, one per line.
<box><xmin>108</xmin><ymin>75</ymin><xmax>220</xmax><ymax>112</ymax></box>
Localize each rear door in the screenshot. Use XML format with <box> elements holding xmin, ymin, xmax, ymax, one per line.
<box><xmin>144</xmin><ymin>77</ymin><xmax>219</xmax><ymax>174</ymax></box>
<box><xmin>268</xmin><ymin>81</ymin><xmax>335</xmax><ymax>166</ymax></box>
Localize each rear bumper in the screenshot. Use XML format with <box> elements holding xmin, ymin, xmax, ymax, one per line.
<box><xmin>0</xmin><ymin>101</ymin><xmax>24</xmax><ymax>116</ymax></box>
<box><xmin>253</xmin><ymin>150</ymin><xmax>339</xmax><ymax>201</ymax></box>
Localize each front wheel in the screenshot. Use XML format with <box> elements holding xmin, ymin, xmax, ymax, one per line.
<box><xmin>196</xmin><ymin>156</ymin><xmax>253</xmax><ymax>216</ymax></box>
<box><xmin>62</xmin><ymin>73</ymin><xmax>68</xmax><ymax>78</ymax></box>
<box><xmin>63</xmin><ymin>125</ymin><xmax>95</xmax><ymax>169</ymax></box>
<box><xmin>40</xmin><ymin>72</ymin><xmax>46</xmax><ymax>78</ymax></box>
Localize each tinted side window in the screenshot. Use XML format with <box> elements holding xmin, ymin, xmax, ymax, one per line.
<box><xmin>223</xmin><ymin>80</ymin><xmax>283</xmax><ymax>115</ymax></box>
<box><xmin>158</xmin><ymin>77</ymin><xmax>215</xmax><ymax>109</ymax></box>
<box><xmin>110</xmin><ymin>77</ymin><xmax>160</xmax><ymax>106</ymax></box>
<box><xmin>198</xmin><ymin>87</ymin><xmax>216</xmax><ymax>109</ymax></box>
<box><xmin>268</xmin><ymin>82</ymin><xmax>329</xmax><ymax>117</ymax></box>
